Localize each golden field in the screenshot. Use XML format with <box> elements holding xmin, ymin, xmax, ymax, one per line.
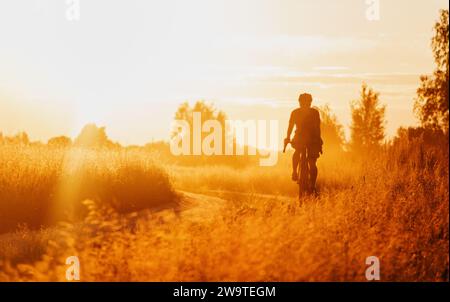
<box><xmin>0</xmin><ymin>130</ymin><xmax>448</xmax><ymax>281</ymax></box>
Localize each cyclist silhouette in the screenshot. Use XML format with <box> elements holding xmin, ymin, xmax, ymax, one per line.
<box><xmin>284</xmin><ymin>93</ymin><xmax>323</xmax><ymax>196</ymax></box>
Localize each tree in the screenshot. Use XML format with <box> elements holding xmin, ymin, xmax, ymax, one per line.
<box><xmin>350</xmin><ymin>84</ymin><xmax>386</xmax><ymax>153</ymax></box>
<box><xmin>395</xmin><ymin>126</ymin><xmax>446</xmax><ymax>147</ymax></box>
<box><xmin>74</xmin><ymin>124</ymin><xmax>119</xmax><ymax>148</ymax></box>
<box><xmin>414</xmin><ymin>9</ymin><xmax>449</xmax><ymax>132</ymax></box>
<box><xmin>318</xmin><ymin>105</ymin><xmax>346</xmax><ymax>154</ymax></box>
<box><xmin>173</xmin><ymin>100</ymin><xmax>226</xmax><ymax>131</ymax></box>
<box><xmin>172</xmin><ymin>101</ymin><xmax>228</xmax><ymax>154</ymax></box>
<box><xmin>5</xmin><ymin>132</ymin><xmax>30</xmax><ymax>145</ymax></box>
<box><xmin>319</xmin><ymin>105</ymin><xmax>345</xmax><ymax>154</ymax></box>
<box><xmin>48</xmin><ymin>136</ymin><xmax>72</xmax><ymax>147</ymax></box>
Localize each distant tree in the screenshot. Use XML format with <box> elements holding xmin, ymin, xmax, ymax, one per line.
<box><xmin>318</xmin><ymin>105</ymin><xmax>346</xmax><ymax>153</ymax></box>
<box><xmin>145</xmin><ymin>140</ymin><xmax>170</xmax><ymax>152</ymax></box>
<box><xmin>395</xmin><ymin>126</ymin><xmax>446</xmax><ymax>146</ymax></box>
<box><xmin>172</xmin><ymin>101</ymin><xmax>228</xmax><ymax>154</ymax></box>
<box><xmin>5</xmin><ymin>132</ymin><xmax>30</xmax><ymax>145</ymax></box>
<box><xmin>74</xmin><ymin>124</ymin><xmax>119</xmax><ymax>148</ymax></box>
<box><xmin>350</xmin><ymin>84</ymin><xmax>386</xmax><ymax>153</ymax></box>
<box><xmin>173</xmin><ymin>101</ymin><xmax>227</xmax><ymax>132</ymax></box>
<box><xmin>414</xmin><ymin>9</ymin><xmax>449</xmax><ymax>132</ymax></box>
<box><xmin>48</xmin><ymin>136</ymin><xmax>72</xmax><ymax>147</ymax></box>
<box><xmin>0</xmin><ymin>132</ymin><xmax>3</xmax><ymax>145</ymax></box>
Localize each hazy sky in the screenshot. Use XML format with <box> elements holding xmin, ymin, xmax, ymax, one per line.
<box><xmin>0</xmin><ymin>0</ymin><xmax>448</xmax><ymax>145</ymax></box>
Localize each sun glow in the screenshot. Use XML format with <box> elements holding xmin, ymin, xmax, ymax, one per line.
<box><xmin>0</xmin><ymin>0</ymin><xmax>448</xmax><ymax>144</ymax></box>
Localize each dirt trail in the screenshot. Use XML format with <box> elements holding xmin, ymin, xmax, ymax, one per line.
<box><xmin>0</xmin><ymin>191</ymin><xmax>228</xmax><ymax>253</ymax></box>
<box><xmin>204</xmin><ymin>189</ymin><xmax>295</xmax><ymax>201</ymax></box>
<box><xmin>175</xmin><ymin>191</ymin><xmax>228</xmax><ymax>222</ymax></box>
<box><xmin>172</xmin><ymin>189</ymin><xmax>297</xmax><ymax>222</ymax></box>
<box><xmin>0</xmin><ymin>190</ymin><xmax>285</xmax><ymax>243</ymax></box>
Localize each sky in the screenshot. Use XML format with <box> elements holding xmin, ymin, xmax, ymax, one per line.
<box><xmin>0</xmin><ymin>0</ymin><xmax>448</xmax><ymax>145</ymax></box>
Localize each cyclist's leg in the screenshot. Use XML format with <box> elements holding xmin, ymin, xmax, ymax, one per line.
<box><xmin>307</xmin><ymin>145</ymin><xmax>320</xmax><ymax>192</ymax></box>
<box><xmin>308</xmin><ymin>157</ymin><xmax>318</xmax><ymax>191</ymax></box>
<box><xmin>299</xmin><ymin>147</ymin><xmax>308</xmax><ymax>191</ymax></box>
<box><xmin>292</xmin><ymin>148</ymin><xmax>300</xmax><ymax>180</ymax></box>
<box><xmin>291</xmin><ymin>136</ymin><xmax>302</xmax><ymax>181</ymax></box>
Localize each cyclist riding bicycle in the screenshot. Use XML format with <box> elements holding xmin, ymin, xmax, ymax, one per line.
<box><xmin>284</xmin><ymin>93</ymin><xmax>323</xmax><ymax>195</ymax></box>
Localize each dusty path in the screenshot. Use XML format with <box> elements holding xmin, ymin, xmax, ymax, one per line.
<box><xmin>0</xmin><ymin>191</ymin><xmax>228</xmax><ymax>262</ymax></box>
<box><xmin>204</xmin><ymin>189</ymin><xmax>296</xmax><ymax>201</ymax></box>
<box><xmin>171</xmin><ymin>189</ymin><xmax>297</xmax><ymax>223</ymax></box>
<box><xmin>176</xmin><ymin>191</ymin><xmax>228</xmax><ymax>222</ymax></box>
<box><xmin>0</xmin><ymin>190</ymin><xmax>288</xmax><ymax>251</ymax></box>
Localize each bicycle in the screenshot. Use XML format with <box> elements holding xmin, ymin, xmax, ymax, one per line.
<box><xmin>284</xmin><ymin>140</ymin><xmax>317</xmax><ymax>199</ymax></box>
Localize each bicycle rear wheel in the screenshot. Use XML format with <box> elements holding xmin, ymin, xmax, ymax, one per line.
<box><xmin>298</xmin><ymin>159</ymin><xmax>310</xmax><ymax>199</ymax></box>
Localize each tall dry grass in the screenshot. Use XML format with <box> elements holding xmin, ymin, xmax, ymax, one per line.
<box><xmin>0</xmin><ymin>133</ymin><xmax>448</xmax><ymax>281</ymax></box>
<box><xmin>0</xmin><ymin>145</ymin><xmax>178</xmax><ymax>234</ymax></box>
